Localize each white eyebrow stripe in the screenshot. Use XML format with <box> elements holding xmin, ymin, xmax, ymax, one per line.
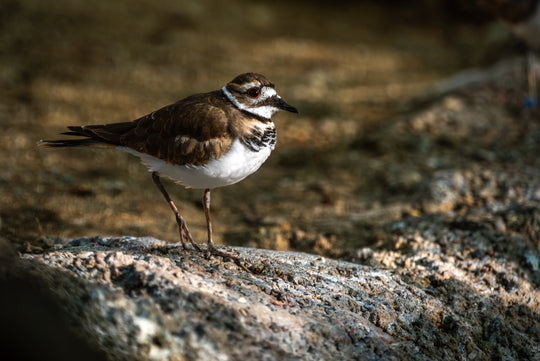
<box><xmin>237</xmin><ymin>81</ymin><xmax>261</xmax><ymax>92</ymax></box>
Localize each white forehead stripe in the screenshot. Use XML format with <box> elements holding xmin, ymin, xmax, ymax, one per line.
<box><xmin>260</xmin><ymin>86</ymin><xmax>277</xmax><ymax>100</ymax></box>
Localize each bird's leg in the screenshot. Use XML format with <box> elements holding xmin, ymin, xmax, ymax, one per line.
<box><xmin>202</xmin><ymin>188</ymin><xmax>214</xmax><ymax>252</ymax></box>
<box><xmin>202</xmin><ymin>188</ymin><xmax>237</xmax><ymax>259</ymax></box>
<box><xmin>151</xmin><ymin>172</ymin><xmax>200</xmax><ymax>251</ymax></box>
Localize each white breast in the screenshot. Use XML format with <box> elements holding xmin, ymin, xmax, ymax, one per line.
<box><xmin>119</xmin><ymin>139</ymin><xmax>273</xmax><ymax>189</ymax></box>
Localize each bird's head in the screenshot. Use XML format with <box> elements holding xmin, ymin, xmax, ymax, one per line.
<box><xmin>222</xmin><ymin>72</ymin><xmax>298</xmax><ymax>119</ymax></box>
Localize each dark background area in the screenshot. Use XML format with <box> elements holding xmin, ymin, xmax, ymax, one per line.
<box><xmin>0</xmin><ymin>0</ymin><xmax>534</xmax><ymax>257</ymax></box>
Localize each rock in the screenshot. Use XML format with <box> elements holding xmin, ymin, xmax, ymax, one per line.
<box><xmin>8</xmin><ymin>235</ymin><xmax>539</xmax><ymax>361</ymax></box>
<box><xmin>0</xmin><ymin>236</ymin><xmax>109</xmax><ymax>361</ymax></box>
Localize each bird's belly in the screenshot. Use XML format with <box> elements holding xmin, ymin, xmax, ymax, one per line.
<box><xmin>120</xmin><ymin>139</ymin><xmax>272</xmax><ymax>189</ymax></box>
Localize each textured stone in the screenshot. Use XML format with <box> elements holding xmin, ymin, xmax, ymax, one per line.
<box><xmin>9</xmin><ymin>235</ymin><xmax>539</xmax><ymax>361</ymax></box>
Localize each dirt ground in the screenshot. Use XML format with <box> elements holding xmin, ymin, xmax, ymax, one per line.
<box><xmin>1</xmin><ymin>0</ymin><xmax>538</xmax><ymax>262</ymax></box>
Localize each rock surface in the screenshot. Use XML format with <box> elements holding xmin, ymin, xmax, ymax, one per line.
<box><xmin>6</xmin><ymin>57</ymin><xmax>540</xmax><ymax>361</ymax></box>
<box><xmin>9</xmin><ymin>234</ymin><xmax>538</xmax><ymax>361</ymax></box>
<box><xmin>2</xmin><ymin>2</ymin><xmax>540</xmax><ymax>360</ymax></box>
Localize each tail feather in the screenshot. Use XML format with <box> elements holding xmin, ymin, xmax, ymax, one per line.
<box><xmin>60</xmin><ymin>131</ymin><xmax>84</xmax><ymax>136</ymax></box>
<box><xmin>39</xmin><ymin>122</ymin><xmax>134</xmax><ymax>148</ymax></box>
<box><xmin>38</xmin><ymin>138</ymin><xmax>113</xmax><ymax>148</ymax></box>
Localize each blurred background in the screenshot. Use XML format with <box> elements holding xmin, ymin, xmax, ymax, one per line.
<box><xmin>1</xmin><ymin>0</ymin><xmax>538</xmax><ymax>260</ymax></box>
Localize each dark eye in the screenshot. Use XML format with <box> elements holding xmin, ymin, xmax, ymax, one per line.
<box><xmin>247</xmin><ymin>88</ymin><xmax>260</xmax><ymax>98</ymax></box>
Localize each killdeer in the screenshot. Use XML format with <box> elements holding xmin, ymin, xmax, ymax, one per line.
<box><xmin>40</xmin><ymin>73</ymin><xmax>298</xmax><ymax>258</ymax></box>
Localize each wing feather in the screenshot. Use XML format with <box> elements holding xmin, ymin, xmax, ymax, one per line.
<box><xmin>42</xmin><ymin>91</ymin><xmax>234</xmax><ymax>166</ymax></box>
<box><xmin>119</xmin><ymin>94</ymin><xmax>233</xmax><ymax>165</ymax></box>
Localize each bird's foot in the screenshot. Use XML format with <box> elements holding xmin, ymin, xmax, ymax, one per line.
<box><xmin>179</xmin><ymin>219</ymin><xmax>201</xmax><ymax>252</ymax></box>
<box><xmin>205</xmin><ymin>243</ymin><xmax>237</xmax><ymax>259</ymax></box>
<box><xmin>205</xmin><ymin>242</ymin><xmax>250</xmax><ymax>272</ymax></box>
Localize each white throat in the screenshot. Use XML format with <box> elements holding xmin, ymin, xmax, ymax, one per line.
<box><xmin>222</xmin><ymin>86</ymin><xmax>280</xmax><ymax>119</ymax></box>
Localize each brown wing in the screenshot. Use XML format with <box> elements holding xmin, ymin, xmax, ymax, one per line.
<box><xmin>119</xmin><ymin>94</ymin><xmax>234</xmax><ymax>166</ymax></box>
<box><xmin>48</xmin><ymin>92</ymin><xmax>234</xmax><ymax>166</ymax></box>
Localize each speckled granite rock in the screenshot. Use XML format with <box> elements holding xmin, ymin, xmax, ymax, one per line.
<box><xmin>9</xmin><ymin>235</ymin><xmax>539</xmax><ymax>361</ymax></box>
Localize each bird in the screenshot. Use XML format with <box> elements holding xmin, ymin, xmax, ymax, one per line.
<box><xmin>39</xmin><ymin>72</ymin><xmax>298</xmax><ymax>258</ymax></box>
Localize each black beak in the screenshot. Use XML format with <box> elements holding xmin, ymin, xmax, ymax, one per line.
<box><xmin>276</xmin><ymin>98</ymin><xmax>298</xmax><ymax>113</ymax></box>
